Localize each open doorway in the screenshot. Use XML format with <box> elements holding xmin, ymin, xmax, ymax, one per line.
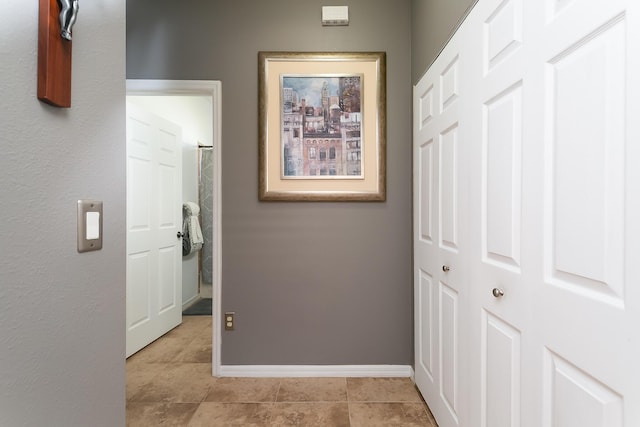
<box><xmin>126</xmin><ymin>79</ymin><xmax>222</xmax><ymax>376</ymax></box>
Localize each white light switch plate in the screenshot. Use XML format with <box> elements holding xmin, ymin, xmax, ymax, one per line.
<box><xmin>77</xmin><ymin>200</ymin><xmax>103</xmax><ymax>252</ymax></box>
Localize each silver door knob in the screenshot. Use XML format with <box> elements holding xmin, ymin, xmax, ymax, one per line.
<box><xmin>177</xmin><ymin>231</ymin><xmax>184</xmax><ymax>239</ymax></box>
<box><xmin>442</xmin><ymin>265</ymin><xmax>450</xmax><ymax>272</ymax></box>
<box><xmin>492</xmin><ymin>288</ymin><xmax>504</xmax><ymax>298</ymax></box>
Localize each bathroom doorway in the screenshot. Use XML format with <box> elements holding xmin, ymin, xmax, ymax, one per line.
<box><xmin>126</xmin><ymin>80</ymin><xmax>222</xmax><ymax>376</ymax></box>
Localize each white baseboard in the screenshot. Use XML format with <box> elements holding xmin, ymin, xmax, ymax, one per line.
<box><xmin>182</xmin><ymin>295</ymin><xmax>199</xmax><ymax>310</ymax></box>
<box><xmin>219</xmin><ymin>365</ymin><xmax>414</xmax><ymax>378</ymax></box>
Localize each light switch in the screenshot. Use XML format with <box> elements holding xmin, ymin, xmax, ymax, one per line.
<box><xmin>77</xmin><ymin>200</ymin><xmax>103</xmax><ymax>253</ymax></box>
<box><xmin>86</xmin><ymin>212</ymin><xmax>100</xmax><ymax>240</ymax></box>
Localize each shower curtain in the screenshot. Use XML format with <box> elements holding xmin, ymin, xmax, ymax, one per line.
<box><xmin>199</xmin><ymin>147</ymin><xmax>214</xmax><ymax>285</ymax></box>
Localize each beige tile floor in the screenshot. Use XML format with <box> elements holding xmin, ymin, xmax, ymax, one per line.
<box><xmin>126</xmin><ymin>315</ymin><xmax>439</xmax><ymax>426</ymax></box>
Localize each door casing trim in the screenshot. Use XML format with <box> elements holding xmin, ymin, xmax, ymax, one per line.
<box><xmin>126</xmin><ymin>79</ymin><xmax>222</xmax><ymax>376</ymax></box>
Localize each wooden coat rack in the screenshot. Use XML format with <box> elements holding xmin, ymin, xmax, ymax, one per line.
<box><xmin>38</xmin><ymin>0</ymin><xmax>72</xmax><ymax>108</ymax></box>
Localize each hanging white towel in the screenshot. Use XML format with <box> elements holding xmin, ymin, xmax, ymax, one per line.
<box><xmin>182</xmin><ymin>202</ymin><xmax>204</xmax><ymax>254</ymax></box>
<box><xmin>184</xmin><ymin>201</ymin><xmax>200</xmax><ymax>216</ymax></box>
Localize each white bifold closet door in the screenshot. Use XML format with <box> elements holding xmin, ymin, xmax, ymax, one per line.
<box><xmin>413</xmin><ymin>19</ymin><xmax>473</xmax><ymax>427</ymax></box>
<box><xmin>414</xmin><ymin>0</ymin><xmax>640</xmax><ymax>426</ymax></box>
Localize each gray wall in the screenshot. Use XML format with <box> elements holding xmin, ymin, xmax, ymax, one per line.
<box><xmin>0</xmin><ymin>1</ymin><xmax>126</xmax><ymax>426</ymax></box>
<box><xmin>127</xmin><ymin>0</ymin><xmax>413</xmax><ymax>365</ymax></box>
<box><xmin>411</xmin><ymin>0</ymin><xmax>476</xmax><ymax>83</ymax></box>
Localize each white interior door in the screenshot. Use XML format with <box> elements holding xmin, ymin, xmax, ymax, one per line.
<box><xmin>467</xmin><ymin>0</ymin><xmax>640</xmax><ymax>426</ymax></box>
<box><xmin>415</xmin><ymin>0</ymin><xmax>640</xmax><ymax>426</ymax></box>
<box><xmin>465</xmin><ymin>1</ymin><xmax>531</xmax><ymax>426</ymax></box>
<box><xmin>526</xmin><ymin>1</ymin><xmax>640</xmax><ymax>425</ymax></box>
<box><xmin>413</xmin><ymin>25</ymin><xmax>470</xmax><ymax>427</ymax></box>
<box><xmin>126</xmin><ymin>103</ymin><xmax>183</xmax><ymax>357</ymax></box>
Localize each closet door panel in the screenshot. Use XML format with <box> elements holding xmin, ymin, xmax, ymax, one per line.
<box><xmin>481</xmin><ymin>312</ymin><xmax>521</xmax><ymax>427</ymax></box>
<box><xmin>439</xmin><ymin>281</ymin><xmax>460</xmax><ymax>420</ymax></box>
<box><xmin>418</xmin><ymin>137</ymin><xmax>434</xmax><ymax>243</ymax></box>
<box><xmin>545</xmin><ymin>16</ymin><xmax>625</xmax><ymax>302</ymax></box>
<box><xmin>439</xmin><ymin>124</ymin><xmax>459</xmax><ymax>252</ymax></box>
<box><xmin>483</xmin><ymin>82</ymin><xmax>522</xmax><ymax>270</ymax></box>
<box><xmin>483</xmin><ymin>0</ymin><xmax>523</xmax><ymax>73</ymax></box>
<box><xmin>534</xmin><ymin>1</ymin><xmax>640</xmax><ymax>425</ymax></box>
<box><xmin>414</xmin><ymin>64</ymin><xmax>443</xmax><ymax>417</ymax></box>
<box><xmin>414</xmin><ymin>21</ymin><xmax>471</xmax><ymax>427</ymax></box>
<box><xmin>468</xmin><ymin>0</ymin><xmax>530</xmax><ymax>426</ymax></box>
<box><xmin>417</xmin><ymin>270</ymin><xmax>435</xmax><ymax>382</ymax></box>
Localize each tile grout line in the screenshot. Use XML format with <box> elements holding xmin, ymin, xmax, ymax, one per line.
<box><xmin>346</xmin><ymin>377</ymin><xmax>353</xmax><ymax>427</ymax></box>
<box><xmin>274</xmin><ymin>379</ymin><xmax>283</xmax><ymax>403</ymax></box>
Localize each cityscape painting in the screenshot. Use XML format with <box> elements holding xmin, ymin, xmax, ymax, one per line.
<box><xmin>280</xmin><ymin>75</ymin><xmax>363</xmax><ymax>178</ymax></box>
<box><xmin>259</xmin><ymin>52</ymin><xmax>386</xmax><ymax>201</ymax></box>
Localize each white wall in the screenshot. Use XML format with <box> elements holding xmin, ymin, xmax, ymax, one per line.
<box><xmin>182</xmin><ymin>145</ymin><xmax>201</xmax><ymax>306</ymax></box>
<box><xmin>127</xmin><ymin>95</ymin><xmax>213</xmax><ymax>147</ymax></box>
<box><xmin>0</xmin><ymin>2</ymin><xmax>126</xmax><ymax>426</ymax></box>
<box><xmin>127</xmin><ymin>96</ymin><xmax>212</xmax><ymax>306</ymax></box>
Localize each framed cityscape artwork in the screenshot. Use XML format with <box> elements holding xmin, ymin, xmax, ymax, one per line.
<box><xmin>258</xmin><ymin>51</ymin><xmax>386</xmax><ymax>201</ymax></box>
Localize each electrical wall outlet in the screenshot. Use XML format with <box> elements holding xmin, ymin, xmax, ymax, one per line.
<box><xmin>224</xmin><ymin>312</ymin><xmax>235</xmax><ymax>331</ymax></box>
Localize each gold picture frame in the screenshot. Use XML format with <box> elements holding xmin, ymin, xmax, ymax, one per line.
<box><xmin>258</xmin><ymin>51</ymin><xmax>386</xmax><ymax>201</ymax></box>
